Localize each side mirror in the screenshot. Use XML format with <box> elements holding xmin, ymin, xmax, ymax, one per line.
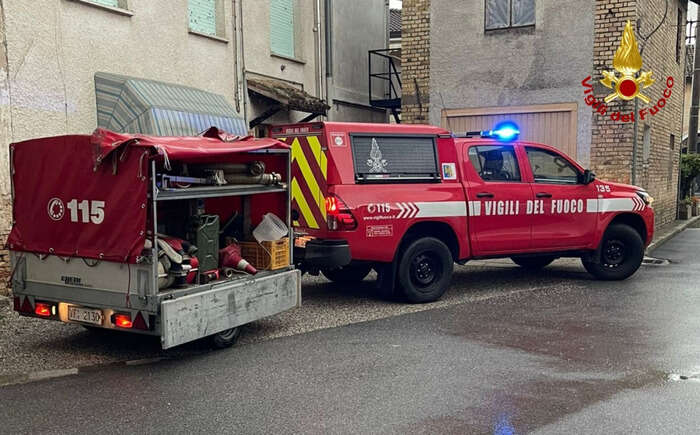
<box><xmin>580</xmin><ymin>169</ymin><xmax>596</xmax><ymax>185</ymax></box>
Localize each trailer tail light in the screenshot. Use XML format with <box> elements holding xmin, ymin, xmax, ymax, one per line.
<box><xmin>112</xmin><ymin>313</ymin><xmax>133</xmax><ymax>329</ymax></box>
<box><xmin>34</xmin><ymin>303</ymin><xmax>52</xmax><ymax>317</ymax></box>
<box><xmin>13</xmin><ymin>297</ymin><xmax>20</xmax><ymax>311</ymax></box>
<box><xmin>325</xmin><ymin>195</ymin><xmax>357</xmax><ymax>231</ymax></box>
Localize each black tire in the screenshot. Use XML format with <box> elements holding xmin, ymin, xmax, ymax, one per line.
<box><xmin>511</xmin><ymin>255</ymin><xmax>557</xmax><ymax>269</ymax></box>
<box><xmin>321</xmin><ymin>263</ymin><xmax>373</xmax><ymax>283</ymax></box>
<box><xmin>210</xmin><ymin>327</ymin><xmax>242</xmax><ymax>349</ymax></box>
<box><xmin>581</xmin><ymin>224</ymin><xmax>644</xmax><ymax>280</ymax></box>
<box><xmin>397</xmin><ymin>237</ymin><xmax>453</xmax><ymax>303</ymax></box>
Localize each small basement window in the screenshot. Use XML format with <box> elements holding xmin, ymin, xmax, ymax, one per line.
<box><xmin>351</xmin><ymin>135</ymin><xmax>440</xmax><ymax>183</ymax></box>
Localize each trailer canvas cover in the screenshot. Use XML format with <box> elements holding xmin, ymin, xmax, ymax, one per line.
<box><xmin>8</xmin><ymin>129</ymin><xmax>284</xmax><ymax>263</ymax></box>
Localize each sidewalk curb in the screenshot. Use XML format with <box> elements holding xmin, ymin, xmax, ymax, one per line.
<box><xmin>646</xmin><ymin>216</ymin><xmax>700</xmax><ymax>254</ymax></box>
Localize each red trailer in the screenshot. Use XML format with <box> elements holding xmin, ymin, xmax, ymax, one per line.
<box><xmin>8</xmin><ymin>128</ymin><xmax>300</xmax><ymax>349</ymax></box>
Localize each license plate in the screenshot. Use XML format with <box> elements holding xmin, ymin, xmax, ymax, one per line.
<box><xmin>68</xmin><ymin>306</ymin><xmax>104</xmax><ymax>326</ymax></box>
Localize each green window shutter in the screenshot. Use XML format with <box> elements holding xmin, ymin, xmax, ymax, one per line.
<box><xmin>89</xmin><ymin>0</ymin><xmax>119</xmax><ymax>8</ymax></box>
<box><xmin>189</xmin><ymin>0</ymin><xmax>217</xmax><ymax>36</ymax></box>
<box><xmin>270</xmin><ymin>0</ymin><xmax>294</xmax><ymax>58</ymax></box>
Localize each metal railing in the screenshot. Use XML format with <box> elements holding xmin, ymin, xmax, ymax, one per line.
<box><xmin>368</xmin><ymin>49</ymin><xmax>402</xmax><ymax>122</ymax></box>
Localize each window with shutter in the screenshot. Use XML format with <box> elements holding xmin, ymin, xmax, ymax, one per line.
<box><xmin>270</xmin><ymin>0</ymin><xmax>295</xmax><ymax>58</ymax></box>
<box><xmin>189</xmin><ymin>0</ymin><xmax>218</xmax><ymax>36</ymax></box>
<box><xmin>485</xmin><ymin>0</ymin><xmax>535</xmax><ymax>31</ymax></box>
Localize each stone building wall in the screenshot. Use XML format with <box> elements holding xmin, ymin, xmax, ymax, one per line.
<box><xmin>400</xmin><ymin>0</ymin><xmax>431</xmax><ymax>123</ymax></box>
<box><xmin>634</xmin><ymin>0</ymin><xmax>686</xmax><ymax>226</ymax></box>
<box><xmin>590</xmin><ymin>0</ymin><xmax>637</xmax><ymax>186</ymax></box>
<box><xmin>591</xmin><ymin>0</ymin><xmax>685</xmax><ymax>226</ymax></box>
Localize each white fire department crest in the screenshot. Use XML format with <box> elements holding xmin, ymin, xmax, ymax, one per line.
<box><xmin>47</xmin><ymin>197</ymin><xmax>65</xmax><ymax>221</ymax></box>
<box><xmin>367</xmin><ymin>138</ymin><xmax>388</xmax><ymax>173</ymax></box>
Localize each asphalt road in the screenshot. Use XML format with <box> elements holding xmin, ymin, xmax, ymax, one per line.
<box><xmin>2</xmin><ymin>229</ymin><xmax>700</xmax><ymax>434</ymax></box>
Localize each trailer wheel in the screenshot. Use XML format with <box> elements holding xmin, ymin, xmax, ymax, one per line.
<box><xmin>321</xmin><ymin>263</ymin><xmax>373</xmax><ymax>283</ymax></box>
<box><xmin>397</xmin><ymin>237</ymin><xmax>453</xmax><ymax>303</ymax></box>
<box><xmin>581</xmin><ymin>224</ymin><xmax>644</xmax><ymax>280</ymax></box>
<box><xmin>511</xmin><ymin>255</ymin><xmax>557</xmax><ymax>269</ymax></box>
<box><xmin>210</xmin><ymin>327</ymin><xmax>242</xmax><ymax>349</ymax></box>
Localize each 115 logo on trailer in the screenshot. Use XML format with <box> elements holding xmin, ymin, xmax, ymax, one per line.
<box><xmin>47</xmin><ymin>198</ymin><xmax>105</xmax><ymax>224</ymax></box>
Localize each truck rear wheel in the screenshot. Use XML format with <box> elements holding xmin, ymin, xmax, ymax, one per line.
<box><xmin>581</xmin><ymin>224</ymin><xmax>644</xmax><ymax>280</ymax></box>
<box><xmin>397</xmin><ymin>237</ymin><xmax>453</xmax><ymax>303</ymax></box>
<box><xmin>321</xmin><ymin>263</ymin><xmax>373</xmax><ymax>283</ymax></box>
<box><xmin>511</xmin><ymin>255</ymin><xmax>557</xmax><ymax>269</ymax></box>
<box><xmin>210</xmin><ymin>327</ymin><xmax>242</xmax><ymax>349</ymax></box>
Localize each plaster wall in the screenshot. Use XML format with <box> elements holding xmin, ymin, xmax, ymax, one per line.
<box><xmin>429</xmin><ymin>0</ymin><xmax>594</xmax><ymax>165</ymax></box>
<box><xmin>242</xmin><ymin>0</ymin><xmax>321</xmax><ymax>124</ymax></box>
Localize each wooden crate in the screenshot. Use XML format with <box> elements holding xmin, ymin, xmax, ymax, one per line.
<box><xmin>239</xmin><ymin>238</ymin><xmax>290</xmax><ymax>270</ymax></box>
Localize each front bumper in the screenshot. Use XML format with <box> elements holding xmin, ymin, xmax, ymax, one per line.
<box><xmin>295</xmin><ymin>238</ymin><xmax>351</xmax><ymax>269</ymax></box>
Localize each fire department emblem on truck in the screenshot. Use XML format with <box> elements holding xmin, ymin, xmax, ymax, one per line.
<box><xmin>47</xmin><ymin>198</ymin><xmax>65</xmax><ymax>221</ymax></box>
<box><xmin>367</xmin><ymin>138</ymin><xmax>388</xmax><ymax>173</ymax></box>
<box><xmin>600</xmin><ymin>20</ymin><xmax>654</xmax><ymax>103</ymax></box>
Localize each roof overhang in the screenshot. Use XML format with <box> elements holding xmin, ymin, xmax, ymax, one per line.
<box><xmin>247</xmin><ymin>77</ymin><xmax>330</xmax><ymax>127</ymax></box>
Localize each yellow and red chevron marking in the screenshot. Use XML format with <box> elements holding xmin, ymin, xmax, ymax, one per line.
<box><xmin>280</xmin><ymin>136</ymin><xmax>328</xmax><ymax>229</ymax></box>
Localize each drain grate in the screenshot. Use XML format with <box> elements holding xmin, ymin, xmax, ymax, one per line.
<box><xmin>642</xmin><ymin>256</ymin><xmax>671</xmax><ymax>266</ymax></box>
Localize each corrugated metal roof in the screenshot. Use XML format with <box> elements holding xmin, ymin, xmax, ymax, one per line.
<box><xmin>94</xmin><ymin>72</ymin><xmax>247</xmax><ymax>136</ymax></box>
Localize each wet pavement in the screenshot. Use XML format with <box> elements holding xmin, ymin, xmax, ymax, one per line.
<box><xmin>1</xmin><ymin>229</ymin><xmax>699</xmax><ymax>433</ymax></box>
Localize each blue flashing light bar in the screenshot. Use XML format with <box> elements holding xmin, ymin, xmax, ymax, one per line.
<box><xmin>482</xmin><ymin>121</ymin><xmax>520</xmax><ymax>142</ymax></box>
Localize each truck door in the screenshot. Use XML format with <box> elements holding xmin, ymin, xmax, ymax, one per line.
<box><xmin>463</xmin><ymin>143</ymin><xmax>532</xmax><ymax>254</ymax></box>
<box><xmin>523</xmin><ymin>146</ymin><xmax>597</xmax><ymax>249</ymax></box>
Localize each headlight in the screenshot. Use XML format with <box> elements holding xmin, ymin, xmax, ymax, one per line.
<box><xmin>636</xmin><ymin>190</ymin><xmax>654</xmax><ymax>206</ymax></box>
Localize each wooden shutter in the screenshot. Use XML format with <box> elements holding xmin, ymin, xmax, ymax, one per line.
<box><xmin>189</xmin><ymin>0</ymin><xmax>217</xmax><ymax>36</ymax></box>
<box><xmin>270</xmin><ymin>0</ymin><xmax>295</xmax><ymax>58</ymax></box>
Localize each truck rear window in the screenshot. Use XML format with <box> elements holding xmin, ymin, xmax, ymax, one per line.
<box><xmin>350</xmin><ymin>135</ymin><xmax>440</xmax><ymax>183</ymax></box>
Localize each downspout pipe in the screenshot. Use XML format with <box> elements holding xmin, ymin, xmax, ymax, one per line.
<box><xmin>314</xmin><ymin>0</ymin><xmax>324</xmax><ymax>111</ymax></box>
<box><xmin>238</xmin><ymin>0</ymin><xmax>248</xmax><ymax>130</ymax></box>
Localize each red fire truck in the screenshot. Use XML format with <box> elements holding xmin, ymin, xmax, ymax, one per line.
<box><xmin>271</xmin><ymin>121</ymin><xmax>654</xmax><ymax>303</ymax></box>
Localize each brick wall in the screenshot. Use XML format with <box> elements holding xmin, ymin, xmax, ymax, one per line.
<box><xmin>591</xmin><ymin>0</ymin><xmax>685</xmax><ymax>226</ymax></box>
<box><xmin>400</xmin><ymin>0</ymin><xmax>431</xmax><ymax>123</ymax></box>
<box><xmin>634</xmin><ymin>0</ymin><xmax>685</xmax><ymax>226</ymax></box>
<box><xmin>590</xmin><ymin>0</ymin><xmax>637</xmax><ymax>185</ymax></box>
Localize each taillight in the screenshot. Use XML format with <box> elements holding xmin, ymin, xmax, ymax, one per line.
<box><xmin>13</xmin><ymin>297</ymin><xmax>20</xmax><ymax>311</ymax></box>
<box><xmin>113</xmin><ymin>313</ymin><xmax>133</xmax><ymax>329</ymax></box>
<box><xmin>325</xmin><ymin>195</ymin><xmax>357</xmax><ymax>231</ymax></box>
<box><xmin>34</xmin><ymin>303</ymin><xmax>52</xmax><ymax>317</ymax></box>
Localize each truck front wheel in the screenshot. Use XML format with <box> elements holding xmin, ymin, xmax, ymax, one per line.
<box><xmin>581</xmin><ymin>224</ymin><xmax>644</xmax><ymax>280</ymax></box>
<box><xmin>321</xmin><ymin>263</ymin><xmax>373</xmax><ymax>283</ymax></box>
<box><xmin>397</xmin><ymin>237</ymin><xmax>453</xmax><ymax>303</ymax></box>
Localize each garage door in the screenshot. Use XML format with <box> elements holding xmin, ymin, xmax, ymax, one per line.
<box><xmin>441</xmin><ymin>103</ymin><xmax>578</xmax><ymax>158</ymax></box>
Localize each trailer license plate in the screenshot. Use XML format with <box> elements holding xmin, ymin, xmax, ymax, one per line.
<box><xmin>68</xmin><ymin>306</ymin><xmax>104</xmax><ymax>326</ymax></box>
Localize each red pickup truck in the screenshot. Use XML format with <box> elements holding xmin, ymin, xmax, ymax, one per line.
<box><xmin>271</xmin><ymin>121</ymin><xmax>654</xmax><ymax>303</ymax></box>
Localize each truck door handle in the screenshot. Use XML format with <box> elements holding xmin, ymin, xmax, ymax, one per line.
<box><xmin>476</xmin><ymin>192</ymin><xmax>494</xmax><ymax>198</ymax></box>
<box><xmin>536</xmin><ymin>192</ymin><xmax>552</xmax><ymax>198</ymax></box>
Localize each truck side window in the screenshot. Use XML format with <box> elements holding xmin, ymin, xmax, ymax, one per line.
<box><xmin>468</xmin><ymin>145</ymin><xmax>521</xmax><ymax>182</ymax></box>
<box><xmin>525</xmin><ymin>147</ymin><xmax>579</xmax><ymax>184</ymax></box>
